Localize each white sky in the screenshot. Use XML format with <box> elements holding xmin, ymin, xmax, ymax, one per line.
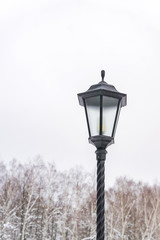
<box><xmin>0</xmin><ymin>0</ymin><xmax>160</xmax><ymax>187</ymax></box>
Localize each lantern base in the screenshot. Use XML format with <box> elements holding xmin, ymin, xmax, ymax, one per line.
<box><xmin>89</xmin><ymin>135</ymin><xmax>114</xmax><ymax>149</ymax></box>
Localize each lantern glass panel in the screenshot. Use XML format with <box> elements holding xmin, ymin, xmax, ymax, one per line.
<box><xmin>102</xmin><ymin>96</ymin><xmax>119</xmax><ymax>137</ymax></box>
<box><xmin>85</xmin><ymin>96</ymin><xmax>100</xmax><ymax>136</ymax></box>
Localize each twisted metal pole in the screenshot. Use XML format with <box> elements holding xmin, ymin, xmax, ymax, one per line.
<box><xmin>96</xmin><ymin>148</ymin><xmax>107</xmax><ymax>240</ymax></box>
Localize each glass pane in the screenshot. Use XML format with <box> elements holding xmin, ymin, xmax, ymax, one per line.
<box><xmin>102</xmin><ymin>96</ymin><xmax>119</xmax><ymax>137</ymax></box>
<box><xmin>85</xmin><ymin>96</ymin><xmax>100</xmax><ymax>136</ymax></box>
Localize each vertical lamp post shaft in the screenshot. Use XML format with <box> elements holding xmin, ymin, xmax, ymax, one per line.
<box><xmin>96</xmin><ymin>148</ymin><xmax>107</xmax><ymax>240</ymax></box>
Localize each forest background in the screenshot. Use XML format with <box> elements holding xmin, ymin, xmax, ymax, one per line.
<box><xmin>0</xmin><ymin>159</ymin><xmax>160</xmax><ymax>240</ymax></box>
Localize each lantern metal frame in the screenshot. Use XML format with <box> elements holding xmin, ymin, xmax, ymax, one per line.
<box><xmin>78</xmin><ymin>70</ymin><xmax>127</xmax><ymax>149</ymax></box>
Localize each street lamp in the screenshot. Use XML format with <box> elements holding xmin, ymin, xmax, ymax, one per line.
<box><xmin>77</xmin><ymin>70</ymin><xmax>127</xmax><ymax>240</ymax></box>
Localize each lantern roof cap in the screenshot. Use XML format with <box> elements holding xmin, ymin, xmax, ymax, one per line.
<box><xmin>78</xmin><ymin>70</ymin><xmax>127</xmax><ymax>107</ymax></box>
<box><xmin>88</xmin><ymin>79</ymin><xmax>117</xmax><ymax>92</ymax></box>
<box><xmin>88</xmin><ymin>70</ymin><xmax>120</xmax><ymax>93</ymax></box>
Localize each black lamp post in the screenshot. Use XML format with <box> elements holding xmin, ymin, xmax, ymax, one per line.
<box><xmin>77</xmin><ymin>70</ymin><xmax>127</xmax><ymax>240</ymax></box>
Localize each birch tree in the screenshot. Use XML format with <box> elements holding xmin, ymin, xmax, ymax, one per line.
<box><xmin>139</xmin><ymin>184</ymin><xmax>160</xmax><ymax>240</ymax></box>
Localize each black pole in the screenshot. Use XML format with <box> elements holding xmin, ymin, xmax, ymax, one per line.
<box><xmin>95</xmin><ymin>148</ymin><xmax>107</xmax><ymax>240</ymax></box>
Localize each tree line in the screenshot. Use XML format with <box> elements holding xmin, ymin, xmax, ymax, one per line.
<box><xmin>0</xmin><ymin>158</ymin><xmax>160</xmax><ymax>240</ymax></box>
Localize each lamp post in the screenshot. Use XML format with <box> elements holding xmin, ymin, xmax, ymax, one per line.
<box><xmin>77</xmin><ymin>70</ymin><xmax>127</xmax><ymax>240</ymax></box>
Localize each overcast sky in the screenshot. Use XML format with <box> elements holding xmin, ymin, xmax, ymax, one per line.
<box><xmin>0</xmin><ymin>0</ymin><xmax>160</xmax><ymax>187</ymax></box>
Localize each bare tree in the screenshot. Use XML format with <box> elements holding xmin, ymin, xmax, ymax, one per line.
<box><xmin>138</xmin><ymin>184</ymin><xmax>160</xmax><ymax>240</ymax></box>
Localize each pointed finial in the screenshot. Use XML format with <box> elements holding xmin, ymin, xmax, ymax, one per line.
<box><xmin>101</xmin><ymin>70</ymin><xmax>105</xmax><ymax>81</ymax></box>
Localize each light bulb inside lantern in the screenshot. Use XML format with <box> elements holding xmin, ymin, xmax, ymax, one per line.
<box><xmin>97</xmin><ymin>118</ymin><xmax>106</xmax><ymax>135</ymax></box>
